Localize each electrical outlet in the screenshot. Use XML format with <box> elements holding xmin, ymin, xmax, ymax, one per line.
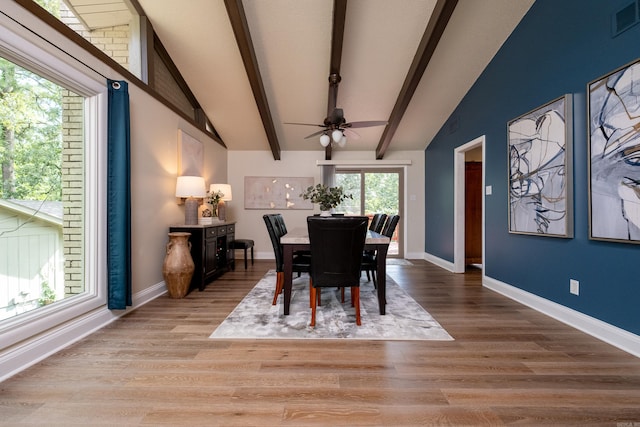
<box><xmin>570</xmin><ymin>279</ymin><xmax>579</xmax><ymax>295</ymax></box>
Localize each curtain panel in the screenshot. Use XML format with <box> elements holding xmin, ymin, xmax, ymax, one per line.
<box><xmin>106</xmin><ymin>80</ymin><xmax>132</xmax><ymax>309</ymax></box>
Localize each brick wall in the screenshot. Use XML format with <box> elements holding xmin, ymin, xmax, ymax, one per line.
<box><xmin>58</xmin><ymin>2</ymin><xmax>132</xmax><ymax>295</ymax></box>
<box><xmin>61</xmin><ymin>90</ymin><xmax>84</xmax><ymax>296</ymax></box>
<box><xmin>59</xmin><ymin>4</ymin><xmax>130</xmax><ymax>69</ymax></box>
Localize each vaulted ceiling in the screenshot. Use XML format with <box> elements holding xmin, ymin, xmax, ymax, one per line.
<box><xmin>68</xmin><ymin>0</ymin><xmax>535</xmax><ymax>159</ymax></box>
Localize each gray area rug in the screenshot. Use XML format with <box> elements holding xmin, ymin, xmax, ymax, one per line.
<box><xmin>210</xmin><ymin>270</ymin><xmax>453</xmax><ymax>341</ymax></box>
<box><xmin>386</xmin><ymin>258</ymin><xmax>413</xmax><ymax>265</ymax></box>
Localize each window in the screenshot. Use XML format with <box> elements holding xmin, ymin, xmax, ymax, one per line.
<box><xmin>0</xmin><ymin>9</ymin><xmax>106</xmax><ymax>351</ymax></box>
<box><xmin>335</xmin><ymin>169</ymin><xmax>403</xmax><ymax>257</ymax></box>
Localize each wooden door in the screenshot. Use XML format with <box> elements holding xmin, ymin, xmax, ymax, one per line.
<box><xmin>465</xmin><ymin>162</ymin><xmax>482</xmax><ymax>265</ymax></box>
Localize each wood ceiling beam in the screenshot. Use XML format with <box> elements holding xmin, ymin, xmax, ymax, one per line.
<box><xmin>375</xmin><ymin>0</ymin><xmax>458</xmax><ymax>159</ymax></box>
<box><xmin>324</xmin><ymin>0</ymin><xmax>347</xmax><ymax>160</ymax></box>
<box><xmin>224</xmin><ymin>0</ymin><xmax>281</xmax><ymax>160</ymax></box>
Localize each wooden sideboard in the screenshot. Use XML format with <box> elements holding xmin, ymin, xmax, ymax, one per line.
<box><xmin>169</xmin><ymin>222</ymin><xmax>235</xmax><ymax>292</ymax></box>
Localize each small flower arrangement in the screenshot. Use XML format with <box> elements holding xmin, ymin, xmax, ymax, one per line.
<box><xmin>300</xmin><ymin>184</ymin><xmax>352</xmax><ymax>211</ymax></box>
<box><xmin>206</xmin><ymin>189</ymin><xmax>225</xmax><ymax>216</ymax></box>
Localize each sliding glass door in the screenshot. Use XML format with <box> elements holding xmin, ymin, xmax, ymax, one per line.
<box><xmin>335</xmin><ymin>169</ymin><xmax>403</xmax><ymax>257</ymax></box>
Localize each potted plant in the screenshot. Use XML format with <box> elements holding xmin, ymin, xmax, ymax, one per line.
<box><xmin>200</xmin><ymin>188</ymin><xmax>225</xmax><ymax>224</ymax></box>
<box><xmin>300</xmin><ymin>184</ymin><xmax>352</xmax><ymax>215</ymax></box>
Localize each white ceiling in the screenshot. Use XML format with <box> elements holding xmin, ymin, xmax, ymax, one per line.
<box><xmin>83</xmin><ymin>0</ymin><xmax>535</xmax><ymax>156</ymax></box>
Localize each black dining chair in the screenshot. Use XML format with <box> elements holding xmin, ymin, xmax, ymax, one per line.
<box><xmin>361</xmin><ymin>214</ymin><xmax>400</xmax><ymax>290</ymax></box>
<box><xmin>363</xmin><ymin>213</ymin><xmax>387</xmax><ymax>281</ymax></box>
<box><xmin>307</xmin><ymin>216</ymin><xmax>368</xmax><ymax>326</ymax></box>
<box><xmin>369</xmin><ymin>213</ymin><xmax>387</xmax><ymax>234</ymax></box>
<box><xmin>263</xmin><ymin>214</ymin><xmax>311</xmax><ymax>305</ymax></box>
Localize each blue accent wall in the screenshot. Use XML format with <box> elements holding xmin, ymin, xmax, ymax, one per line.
<box><xmin>425</xmin><ymin>0</ymin><xmax>640</xmax><ymax>335</ymax></box>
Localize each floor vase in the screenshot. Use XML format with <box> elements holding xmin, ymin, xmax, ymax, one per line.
<box><xmin>163</xmin><ymin>232</ymin><xmax>195</xmax><ymax>298</ymax></box>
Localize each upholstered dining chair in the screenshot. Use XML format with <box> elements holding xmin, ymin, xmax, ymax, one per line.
<box><xmin>369</xmin><ymin>213</ymin><xmax>387</xmax><ymax>234</ymax></box>
<box><xmin>263</xmin><ymin>214</ymin><xmax>311</xmax><ymax>305</ymax></box>
<box><xmin>361</xmin><ymin>214</ymin><xmax>400</xmax><ymax>290</ymax></box>
<box><xmin>363</xmin><ymin>213</ymin><xmax>387</xmax><ymax>281</ymax></box>
<box><xmin>307</xmin><ymin>216</ymin><xmax>368</xmax><ymax>327</ymax></box>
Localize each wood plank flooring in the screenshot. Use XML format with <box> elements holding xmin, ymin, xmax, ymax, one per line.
<box><xmin>2</xmin><ymin>260</ymin><xmax>640</xmax><ymax>426</ymax></box>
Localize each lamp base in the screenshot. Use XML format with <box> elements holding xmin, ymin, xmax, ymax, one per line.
<box><xmin>184</xmin><ymin>197</ymin><xmax>199</xmax><ymax>225</ymax></box>
<box><xmin>217</xmin><ymin>200</ymin><xmax>227</xmax><ymax>221</ymax></box>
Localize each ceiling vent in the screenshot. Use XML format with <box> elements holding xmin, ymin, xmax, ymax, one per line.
<box><xmin>612</xmin><ymin>1</ymin><xmax>639</xmax><ymax>37</ymax></box>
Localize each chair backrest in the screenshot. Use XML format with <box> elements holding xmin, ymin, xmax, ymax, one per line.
<box><xmin>263</xmin><ymin>214</ymin><xmax>285</xmax><ymax>270</ymax></box>
<box><xmin>382</xmin><ymin>214</ymin><xmax>400</xmax><ymax>238</ymax></box>
<box><xmin>369</xmin><ymin>213</ymin><xmax>387</xmax><ymax>233</ymax></box>
<box><xmin>307</xmin><ymin>216</ymin><xmax>368</xmax><ymax>288</ymax></box>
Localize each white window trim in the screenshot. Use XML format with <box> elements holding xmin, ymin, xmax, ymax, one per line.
<box><xmin>0</xmin><ymin>11</ymin><xmax>107</xmax><ymax>350</ymax></box>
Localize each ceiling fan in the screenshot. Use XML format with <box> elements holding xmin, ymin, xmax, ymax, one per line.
<box><xmin>285</xmin><ymin>108</ymin><xmax>387</xmax><ymax>147</ymax></box>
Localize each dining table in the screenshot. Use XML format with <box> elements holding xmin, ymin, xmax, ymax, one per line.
<box><xmin>280</xmin><ymin>226</ymin><xmax>391</xmax><ymax>315</ymax></box>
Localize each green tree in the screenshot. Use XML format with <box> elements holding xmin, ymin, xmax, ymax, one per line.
<box><xmin>0</xmin><ymin>57</ymin><xmax>62</xmax><ymax>201</ymax></box>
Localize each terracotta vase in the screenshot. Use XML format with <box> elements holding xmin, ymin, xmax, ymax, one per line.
<box><xmin>163</xmin><ymin>232</ymin><xmax>195</xmax><ymax>298</ymax></box>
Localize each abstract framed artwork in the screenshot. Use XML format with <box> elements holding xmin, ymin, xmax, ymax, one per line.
<box><xmin>507</xmin><ymin>95</ymin><xmax>573</xmax><ymax>237</ymax></box>
<box><xmin>244</xmin><ymin>176</ymin><xmax>314</xmax><ymax>209</ymax></box>
<box><xmin>588</xmin><ymin>58</ymin><xmax>640</xmax><ymax>244</ymax></box>
<box><xmin>177</xmin><ymin>129</ymin><xmax>203</xmax><ymax>176</ymax></box>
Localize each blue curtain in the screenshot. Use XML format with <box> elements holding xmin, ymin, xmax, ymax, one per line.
<box><xmin>107</xmin><ymin>80</ymin><xmax>132</xmax><ymax>309</ymax></box>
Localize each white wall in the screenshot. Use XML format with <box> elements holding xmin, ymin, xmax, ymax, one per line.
<box><xmin>128</xmin><ymin>85</ymin><xmax>226</xmax><ymax>293</ymax></box>
<box><xmin>227</xmin><ymin>149</ymin><xmax>425</xmax><ymax>259</ymax></box>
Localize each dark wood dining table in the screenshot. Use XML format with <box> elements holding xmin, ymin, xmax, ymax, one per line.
<box><xmin>280</xmin><ymin>227</ymin><xmax>391</xmax><ymax>315</ymax></box>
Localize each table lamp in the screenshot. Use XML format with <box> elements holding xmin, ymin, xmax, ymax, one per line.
<box><xmin>209</xmin><ymin>183</ymin><xmax>232</xmax><ymax>221</ymax></box>
<box><xmin>176</xmin><ymin>176</ymin><xmax>206</xmax><ymax>225</ymax></box>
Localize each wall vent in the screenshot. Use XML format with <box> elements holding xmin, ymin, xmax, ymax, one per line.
<box><xmin>612</xmin><ymin>1</ymin><xmax>639</xmax><ymax>37</ymax></box>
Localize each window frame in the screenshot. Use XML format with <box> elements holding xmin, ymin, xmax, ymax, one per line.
<box><xmin>0</xmin><ymin>11</ymin><xmax>107</xmax><ymax>349</ymax></box>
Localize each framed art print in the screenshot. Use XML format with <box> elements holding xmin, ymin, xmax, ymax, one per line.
<box><xmin>177</xmin><ymin>129</ymin><xmax>203</xmax><ymax>176</ymax></box>
<box><xmin>244</xmin><ymin>176</ymin><xmax>314</xmax><ymax>209</ymax></box>
<box><xmin>508</xmin><ymin>95</ymin><xmax>573</xmax><ymax>237</ymax></box>
<box><xmin>588</xmin><ymin>58</ymin><xmax>640</xmax><ymax>243</ymax></box>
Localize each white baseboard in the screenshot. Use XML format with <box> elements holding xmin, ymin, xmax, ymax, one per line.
<box><xmin>424</xmin><ymin>252</ymin><xmax>456</xmax><ymax>272</ymax></box>
<box><xmin>404</xmin><ymin>251</ymin><xmax>424</xmax><ymax>260</ymax></box>
<box><xmin>0</xmin><ymin>281</ymin><xmax>167</xmax><ymax>382</ymax></box>
<box><xmin>483</xmin><ymin>275</ymin><xmax>640</xmax><ymax>358</ymax></box>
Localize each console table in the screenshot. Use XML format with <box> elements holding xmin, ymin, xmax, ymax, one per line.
<box><xmin>169</xmin><ymin>222</ymin><xmax>235</xmax><ymax>292</ymax></box>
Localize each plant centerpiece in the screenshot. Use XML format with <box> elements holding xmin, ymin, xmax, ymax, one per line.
<box><xmin>208</xmin><ymin>188</ymin><xmax>225</xmax><ymax>216</ymax></box>
<box><xmin>201</xmin><ymin>188</ymin><xmax>224</xmax><ymax>224</ymax></box>
<box><xmin>300</xmin><ymin>184</ymin><xmax>352</xmax><ymax>215</ymax></box>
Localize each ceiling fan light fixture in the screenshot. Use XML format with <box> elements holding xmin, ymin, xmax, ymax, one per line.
<box><xmin>319</xmin><ymin>133</ymin><xmax>331</xmax><ymax>147</ymax></box>
<box><xmin>338</xmin><ymin>135</ymin><xmax>347</xmax><ymax>147</ymax></box>
<box><xmin>331</xmin><ymin>129</ymin><xmax>343</xmax><ymax>143</ymax></box>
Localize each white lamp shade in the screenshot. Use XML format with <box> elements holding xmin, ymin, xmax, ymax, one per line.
<box><xmin>332</xmin><ymin>129</ymin><xmax>343</xmax><ymax>143</ymax></box>
<box><xmin>175</xmin><ymin>176</ymin><xmax>206</xmax><ymax>198</ymax></box>
<box><xmin>319</xmin><ymin>134</ymin><xmax>330</xmax><ymax>147</ymax></box>
<box><xmin>209</xmin><ymin>183</ymin><xmax>232</xmax><ymax>201</ymax></box>
<box><xmin>338</xmin><ymin>135</ymin><xmax>347</xmax><ymax>147</ymax></box>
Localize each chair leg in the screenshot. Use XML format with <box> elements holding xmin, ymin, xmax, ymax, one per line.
<box><xmin>243</xmin><ymin>248</ymin><xmax>248</xmax><ymax>270</ymax></box>
<box><xmin>353</xmin><ymin>287</ymin><xmax>361</xmax><ymax>326</ymax></box>
<box><xmin>272</xmin><ymin>272</ymin><xmax>283</xmax><ymax>305</ymax></box>
<box><xmin>341</xmin><ymin>287</ymin><xmax>345</xmax><ymax>303</ymax></box>
<box><xmin>310</xmin><ymin>286</ymin><xmax>317</xmax><ymax>327</ymax></box>
<box><xmin>372</xmin><ymin>269</ymin><xmax>377</xmax><ymax>289</ymax></box>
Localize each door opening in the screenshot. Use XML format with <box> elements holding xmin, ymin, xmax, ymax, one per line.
<box><xmin>454</xmin><ymin>136</ymin><xmax>485</xmax><ymax>273</ymax></box>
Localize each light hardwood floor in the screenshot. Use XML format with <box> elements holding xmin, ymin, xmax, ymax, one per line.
<box><xmin>2</xmin><ymin>260</ymin><xmax>640</xmax><ymax>426</ymax></box>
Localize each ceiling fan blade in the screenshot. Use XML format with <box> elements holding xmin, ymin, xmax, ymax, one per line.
<box><xmin>284</xmin><ymin>122</ymin><xmax>324</xmax><ymax>127</ymax></box>
<box><xmin>343</xmin><ymin>128</ymin><xmax>360</xmax><ymax>139</ymax></box>
<box><xmin>344</xmin><ymin>120</ymin><xmax>388</xmax><ymax>129</ymax></box>
<box><xmin>304</xmin><ymin>129</ymin><xmax>327</xmax><ymax>139</ymax></box>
